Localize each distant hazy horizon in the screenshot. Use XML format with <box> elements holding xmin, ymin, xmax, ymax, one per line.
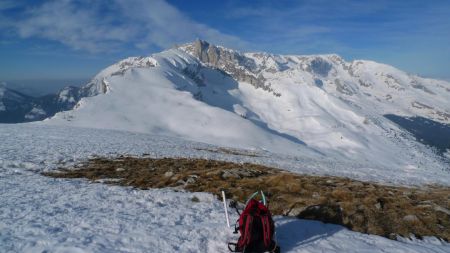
<box><xmin>1</xmin><ymin>78</ymin><xmax>87</xmax><ymax>97</ymax></box>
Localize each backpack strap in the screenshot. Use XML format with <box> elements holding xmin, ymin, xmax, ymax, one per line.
<box><xmin>237</xmin><ymin>215</ymin><xmax>253</xmax><ymax>249</ymax></box>
<box><xmin>233</xmin><ymin>218</ymin><xmax>240</xmax><ymax>234</ymax></box>
<box><xmin>261</xmin><ymin>215</ymin><xmax>271</xmax><ymax>247</ymax></box>
<box><xmin>261</xmin><ymin>215</ymin><xmax>278</xmax><ymax>252</ymax></box>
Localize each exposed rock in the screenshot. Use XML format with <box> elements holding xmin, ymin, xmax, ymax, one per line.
<box><xmin>175</xmin><ymin>179</ymin><xmax>185</xmax><ymax>186</ymax></box>
<box><xmin>314</xmin><ymin>79</ymin><xmax>324</xmax><ymax>88</ymax></box>
<box><xmin>410</xmin><ymin>79</ymin><xmax>435</xmax><ymax>95</ymax></box>
<box><xmin>183</xmin><ymin>40</ymin><xmax>276</xmax><ymax>94</ymax></box>
<box><xmin>221</xmin><ymin>168</ymin><xmax>263</xmax><ymax>179</ymax></box>
<box><xmin>434</xmin><ymin>205</ymin><xmax>450</xmax><ymax>215</ymax></box>
<box><xmin>403</xmin><ymin>214</ymin><xmax>419</xmax><ymax>223</ymax></box>
<box><xmin>221</xmin><ymin>170</ymin><xmax>241</xmax><ymax>179</ymax></box>
<box><xmin>309</xmin><ymin>58</ymin><xmax>332</xmax><ymax>76</ymax></box>
<box><xmin>297</xmin><ymin>204</ymin><xmax>343</xmax><ymax>225</ymax></box>
<box><xmin>412</xmin><ymin>101</ymin><xmax>434</xmax><ymax>110</ymax></box>
<box><xmin>436</xmin><ymin>110</ymin><xmax>450</xmax><ymax>121</ymax></box>
<box><xmin>185</xmin><ymin>175</ymin><xmax>198</xmax><ymax>184</ymax></box>
<box><xmin>285</xmin><ymin>205</ymin><xmax>306</xmax><ymax>216</ymax></box>
<box><xmin>383</xmin><ymin>74</ymin><xmax>404</xmax><ymax>90</ymax></box>
<box><xmin>335</xmin><ymin>79</ymin><xmax>354</xmax><ymax>95</ymax></box>
<box><xmin>374</xmin><ymin>202</ymin><xmax>382</xmax><ymax>210</ymax></box>
<box><xmin>358</xmin><ymin>80</ymin><xmax>372</xmax><ymax>87</ymax></box>
<box><xmin>349</xmin><ymin>182</ymin><xmax>364</xmax><ymax>188</ymax></box>
<box><xmin>164</xmin><ymin>171</ymin><xmax>174</xmax><ymax>177</ymax></box>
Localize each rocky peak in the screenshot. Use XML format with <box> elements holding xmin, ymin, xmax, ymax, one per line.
<box><xmin>192</xmin><ymin>39</ymin><xmax>218</xmax><ymax>65</ymax></box>
<box><xmin>179</xmin><ymin>40</ymin><xmax>271</xmax><ymax>92</ymax></box>
<box><xmin>181</xmin><ymin>40</ymin><xmax>255</xmax><ymax>70</ymax></box>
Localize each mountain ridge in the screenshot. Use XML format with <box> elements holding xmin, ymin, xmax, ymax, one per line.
<box><xmin>39</xmin><ymin>40</ymin><xmax>449</xmax><ymax>173</ymax></box>
<box><xmin>2</xmin><ymin>40</ymin><xmax>449</xmax><ymax>171</ymax></box>
<box><xmin>3</xmin><ymin>40</ymin><xmax>448</xmax><ymax>124</ymax></box>
<box><xmin>179</xmin><ymin>40</ymin><xmax>450</xmax><ymax>124</ymax></box>
<box><xmin>0</xmin><ymin>84</ymin><xmax>82</xmax><ymax>123</ymax></box>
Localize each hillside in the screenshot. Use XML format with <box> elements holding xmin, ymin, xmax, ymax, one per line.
<box><xmin>46</xmin><ymin>40</ymin><xmax>449</xmax><ymax>174</ymax></box>
<box><xmin>1</xmin><ymin>123</ymin><xmax>449</xmax><ymax>252</ymax></box>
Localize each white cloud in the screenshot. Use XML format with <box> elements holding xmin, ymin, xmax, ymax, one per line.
<box><xmin>11</xmin><ymin>0</ymin><xmax>246</xmax><ymax>53</ymax></box>
<box><xmin>114</xmin><ymin>0</ymin><xmax>246</xmax><ymax>50</ymax></box>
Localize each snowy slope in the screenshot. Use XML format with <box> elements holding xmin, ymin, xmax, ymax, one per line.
<box><xmin>180</xmin><ymin>41</ymin><xmax>450</xmax><ymax>167</ymax></box>
<box><xmin>47</xmin><ymin>40</ymin><xmax>449</xmax><ymax>173</ymax></box>
<box><xmin>47</xmin><ymin>52</ymin><xmax>318</xmax><ymax>157</ymax></box>
<box><xmin>1</xmin><ymin>124</ymin><xmax>450</xmax><ymax>253</ymax></box>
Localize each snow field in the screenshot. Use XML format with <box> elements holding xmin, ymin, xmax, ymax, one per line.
<box><xmin>1</xmin><ymin>155</ymin><xmax>449</xmax><ymax>252</ymax></box>
<box><xmin>0</xmin><ymin>124</ymin><xmax>449</xmax><ymax>252</ymax></box>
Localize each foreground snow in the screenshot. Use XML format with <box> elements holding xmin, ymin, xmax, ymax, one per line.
<box><xmin>1</xmin><ymin>124</ymin><xmax>449</xmax><ymax>252</ymax></box>
<box><xmin>2</xmin><ymin>170</ymin><xmax>449</xmax><ymax>253</ymax></box>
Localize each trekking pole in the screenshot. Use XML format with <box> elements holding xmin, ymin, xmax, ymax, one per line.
<box><xmin>222</xmin><ymin>190</ymin><xmax>231</xmax><ymax>228</ymax></box>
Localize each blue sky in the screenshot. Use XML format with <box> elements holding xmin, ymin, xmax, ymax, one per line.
<box><xmin>1</xmin><ymin>0</ymin><xmax>449</xmax><ymax>87</ymax></box>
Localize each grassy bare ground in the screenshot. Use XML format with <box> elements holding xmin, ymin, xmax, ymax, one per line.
<box><xmin>43</xmin><ymin>157</ymin><xmax>450</xmax><ymax>241</ymax></box>
<box><xmin>193</xmin><ymin>147</ymin><xmax>263</xmax><ymax>157</ymax></box>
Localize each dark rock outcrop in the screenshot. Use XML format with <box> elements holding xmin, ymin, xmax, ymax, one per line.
<box><xmin>309</xmin><ymin>58</ymin><xmax>332</xmax><ymax>76</ymax></box>
<box><xmin>183</xmin><ymin>40</ymin><xmax>271</xmax><ymax>92</ymax></box>
<box><xmin>297</xmin><ymin>204</ymin><xmax>344</xmax><ymax>225</ymax></box>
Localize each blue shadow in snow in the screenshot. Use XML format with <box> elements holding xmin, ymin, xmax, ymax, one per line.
<box><xmin>385</xmin><ymin>114</ymin><xmax>450</xmax><ymax>155</ymax></box>
<box><xmin>275</xmin><ymin>218</ymin><xmax>343</xmax><ymax>252</ymax></box>
<box><xmin>165</xmin><ymin>64</ymin><xmax>312</xmax><ymax>148</ymax></box>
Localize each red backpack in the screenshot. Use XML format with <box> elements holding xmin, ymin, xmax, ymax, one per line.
<box><xmin>228</xmin><ymin>192</ymin><xmax>280</xmax><ymax>253</ymax></box>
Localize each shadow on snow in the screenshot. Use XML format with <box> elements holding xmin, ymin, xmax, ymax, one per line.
<box><xmin>275</xmin><ymin>217</ymin><xmax>343</xmax><ymax>251</ymax></box>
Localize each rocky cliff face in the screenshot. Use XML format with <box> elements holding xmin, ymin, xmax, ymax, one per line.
<box><xmin>180</xmin><ymin>40</ymin><xmax>269</xmax><ymax>91</ymax></box>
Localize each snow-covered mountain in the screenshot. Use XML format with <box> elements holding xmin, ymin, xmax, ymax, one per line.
<box><xmin>2</xmin><ymin>40</ymin><xmax>450</xmax><ymax>252</ymax></box>
<box><xmin>46</xmin><ymin>40</ymin><xmax>450</xmax><ymax>171</ymax></box>
<box><xmin>0</xmin><ymin>82</ymin><xmax>82</xmax><ymax>123</ymax></box>
<box><xmin>0</xmin><ymin>83</ymin><xmax>35</xmax><ymax>122</ymax></box>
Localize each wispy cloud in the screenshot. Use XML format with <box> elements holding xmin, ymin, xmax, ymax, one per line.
<box><xmin>1</xmin><ymin>0</ymin><xmax>449</xmax><ymax>79</ymax></box>
<box><xmin>0</xmin><ymin>0</ymin><xmax>21</xmax><ymax>11</ymax></box>
<box><xmin>4</xmin><ymin>0</ymin><xmax>247</xmax><ymax>53</ymax></box>
<box><xmin>224</xmin><ymin>0</ymin><xmax>449</xmax><ymax>55</ymax></box>
<box><xmin>113</xmin><ymin>0</ymin><xmax>247</xmax><ymax>50</ymax></box>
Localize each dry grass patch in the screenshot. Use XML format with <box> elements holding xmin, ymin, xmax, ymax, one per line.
<box><xmin>44</xmin><ymin>156</ymin><xmax>450</xmax><ymax>241</ymax></box>
<box><xmin>194</xmin><ymin>147</ymin><xmax>262</xmax><ymax>157</ymax></box>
